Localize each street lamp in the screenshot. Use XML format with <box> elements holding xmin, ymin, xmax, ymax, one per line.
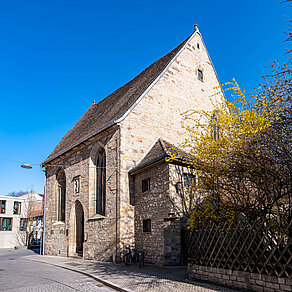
<box><xmin>21</xmin><ymin>163</ymin><xmax>32</xmax><ymax>169</ymax></box>
<box><xmin>20</xmin><ymin>162</ymin><xmax>46</xmax><ymax>255</ymax></box>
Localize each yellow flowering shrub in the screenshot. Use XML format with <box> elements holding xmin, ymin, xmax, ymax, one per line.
<box><xmin>167</xmin><ymin>75</ymin><xmax>290</xmax><ymax>230</ymax></box>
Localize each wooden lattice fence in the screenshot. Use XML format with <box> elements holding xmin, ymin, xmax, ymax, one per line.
<box><xmin>187</xmin><ymin>216</ymin><xmax>292</xmax><ymax>279</ymax></box>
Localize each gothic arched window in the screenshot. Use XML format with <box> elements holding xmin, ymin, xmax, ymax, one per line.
<box><xmin>96</xmin><ymin>149</ymin><xmax>106</xmax><ymax>215</ymax></box>
<box><xmin>56</xmin><ymin>169</ymin><xmax>66</xmax><ymax>222</ymax></box>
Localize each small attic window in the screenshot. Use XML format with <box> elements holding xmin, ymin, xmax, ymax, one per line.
<box><xmin>198</xmin><ymin>69</ymin><xmax>203</xmax><ymax>82</ymax></box>
<box><xmin>197</xmin><ymin>43</ymin><xmax>200</xmax><ymax>49</ymax></box>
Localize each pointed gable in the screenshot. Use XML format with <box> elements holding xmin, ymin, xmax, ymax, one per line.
<box><xmin>129</xmin><ymin>138</ymin><xmax>189</xmax><ymax>174</ymax></box>
<box><xmin>44</xmin><ymin>34</ymin><xmax>193</xmax><ymax>164</ymax></box>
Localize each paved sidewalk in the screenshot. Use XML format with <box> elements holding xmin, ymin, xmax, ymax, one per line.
<box><xmin>25</xmin><ymin>255</ymin><xmax>238</xmax><ymax>292</ymax></box>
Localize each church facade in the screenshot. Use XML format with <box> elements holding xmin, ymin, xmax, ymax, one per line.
<box><xmin>43</xmin><ymin>25</ymin><xmax>222</xmax><ymax>265</ymax></box>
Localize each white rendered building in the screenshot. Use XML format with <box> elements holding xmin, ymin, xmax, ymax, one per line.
<box><xmin>0</xmin><ymin>191</ymin><xmax>44</xmax><ymax>248</ymax></box>
<box><xmin>0</xmin><ymin>195</ymin><xmax>28</xmax><ymax>248</ymax></box>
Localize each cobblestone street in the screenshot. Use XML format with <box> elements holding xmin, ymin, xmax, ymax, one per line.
<box><xmin>0</xmin><ymin>247</ymin><xmax>240</xmax><ymax>291</ymax></box>
<box><xmin>25</xmin><ymin>253</ymin><xmax>239</xmax><ymax>292</ymax></box>
<box><xmin>0</xmin><ymin>249</ymin><xmax>113</xmax><ymax>291</ymax></box>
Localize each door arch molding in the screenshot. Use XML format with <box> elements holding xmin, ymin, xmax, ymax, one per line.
<box><xmin>68</xmin><ymin>200</ymin><xmax>84</xmax><ymax>257</ymax></box>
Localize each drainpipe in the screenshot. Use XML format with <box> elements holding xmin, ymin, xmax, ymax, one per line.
<box><xmin>115</xmin><ymin>127</ymin><xmax>120</xmax><ymax>262</ymax></box>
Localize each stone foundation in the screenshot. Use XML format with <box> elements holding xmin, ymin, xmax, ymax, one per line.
<box><xmin>188</xmin><ymin>264</ymin><xmax>292</xmax><ymax>292</ymax></box>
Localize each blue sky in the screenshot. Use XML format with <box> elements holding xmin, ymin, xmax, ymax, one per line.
<box><xmin>0</xmin><ymin>0</ymin><xmax>289</xmax><ymax>195</ymax></box>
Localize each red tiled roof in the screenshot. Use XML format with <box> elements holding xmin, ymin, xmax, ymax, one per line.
<box><xmin>28</xmin><ymin>201</ymin><xmax>43</xmax><ymax>218</ymax></box>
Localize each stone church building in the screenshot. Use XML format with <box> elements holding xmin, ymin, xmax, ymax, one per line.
<box><xmin>42</xmin><ymin>25</ymin><xmax>222</xmax><ymax>265</ymax></box>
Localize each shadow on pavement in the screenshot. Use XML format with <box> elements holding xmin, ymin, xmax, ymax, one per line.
<box><xmin>28</xmin><ymin>246</ymin><xmax>41</xmax><ymax>254</ymax></box>
<box><xmin>80</xmin><ymin>261</ymin><xmax>235</xmax><ymax>292</ymax></box>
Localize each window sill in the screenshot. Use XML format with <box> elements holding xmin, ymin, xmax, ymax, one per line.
<box><xmin>88</xmin><ymin>214</ymin><xmax>106</xmax><ymax>221</ymax></box>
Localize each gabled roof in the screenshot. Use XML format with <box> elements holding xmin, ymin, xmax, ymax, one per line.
<box><xmin>43</xmin><ymin>32</ymin><xmax>195</xmax><ymax>164</ymax></box>
<box><xmin>28</xmin><ymin>201</ymin><xmax>44</xmax><ymax>218</ymax></box>
<box><xmin>129</xmin><ymin>138</ymin><xmax>189</xmax><ymax>174</ymax></box>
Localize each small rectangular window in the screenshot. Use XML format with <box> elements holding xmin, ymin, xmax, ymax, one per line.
<box><xmin>198</xmin><ymin>69</ymin><xmax>203</xmax><ymax>81</ymax></box>
<box><xmin>0</xmin><ymin>217</ymin><xmax>12</xmax><ymax>231</ymax></box>
<box><xmin>183</xmin><ymin>173</ymin><xmax>196</xmax><ymax>187</ymax></box>
<box><xmin>13</xmin><ymin>202</ymin><xmax>21</xmax><ymax>215</ymax></box>
<box><xmin>20</xmin><ymin>218</ymin><xmax>27</xmax><ymax>231</ymax></box>
<box><xmin>142</xmin><ymin>178</ymin><xmax>150</xmax><ymax>192</ymax></box>
<box><xmin>0</xmin><ymin>200</ymin><xmax>6</xmax><ymax>213</ymax></box>
<box><xmin>143</xmin><ymin>219</ymin><xmax>151</xmax><ymax>232</ymax></box>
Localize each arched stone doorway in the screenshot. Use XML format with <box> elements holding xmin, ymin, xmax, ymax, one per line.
<box><xmin>68</xmin><ymin>200</ymin><xmax>84</xmax><ymax>257</ymax></box>
<box><xmin>75</xmin><ymin>201</ymin><xmax>84</xmax><ymax>255</ymax></box>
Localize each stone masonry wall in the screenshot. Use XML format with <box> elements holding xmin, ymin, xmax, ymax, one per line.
<box><xmin>44</xmin><ymin>127</ymin><xmax>120</xmax><ymax>261</ymax></box>
<box><xmin>134</xmin><ymin>162</ymin><xmax>182</xmax><ymax>265</ymax></box>
<box><xmin>188</xmin><ymin>264</ymin><xmax>292</xmax><ymax>292</ymax></box>
<box><xmin>163</xmin><ymin>220</ymin><xmax>182</xmax><ymax>265</ymax></box>
<box><xmin>134</xmin><ymin>162</ymin><xmax>170</xmax><ymax>265</ymax></box>
<box><xmin>119</xmin><ymin>31</ymin><xmax>223</xmax><ymax>248</ymax></box>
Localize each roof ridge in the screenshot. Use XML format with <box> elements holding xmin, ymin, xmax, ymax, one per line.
<box><xmin>129</xmin><ymin>138</ymin><xmax>191</xmax><ymax>174</ymax></box>
<box><xmin>158</xmin><ymin>138</ymin><xmax>168</xmax><ymax>154</ymax></box>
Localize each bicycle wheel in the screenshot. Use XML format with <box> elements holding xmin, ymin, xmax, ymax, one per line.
<box><xmin>132</xmin><ymin>251</ymin><xmax>138</xmax><ymax>263</ymax></box>
<box><xmin>124</xmin><ymin>253</ymin><xmax>132</xmax><ymax>266</ymax></box>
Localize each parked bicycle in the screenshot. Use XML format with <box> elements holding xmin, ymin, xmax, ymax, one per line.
<box><xmin>120</xmin><ymin>245</ymin><xmax>145</xmax><ymax>267</ymax></box>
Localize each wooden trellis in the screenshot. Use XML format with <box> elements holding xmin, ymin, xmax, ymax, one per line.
<box><xmin>187</xmin><ymin>216</ymin><xmax>292</xmax><ymax>279</ymax></box>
